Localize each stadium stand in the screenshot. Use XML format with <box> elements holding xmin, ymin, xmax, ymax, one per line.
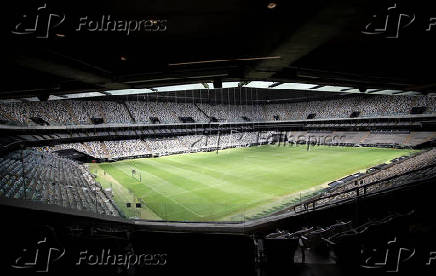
<box><xmin>35</xmin><ymin>132</ymin><xmax>275</xmax><ymax>159</ymax></box>
<box><xmin>263</xmin><ymin>210</ymin><xmax>415</xmax><ymax>267</ymax></box>
<box><xmin>0</xmin><ymin>150</ymin><xmax>119</xmax><ymax>216</ymax></box>
<box><xmin>0</xmin><ymin>94</ymin><xmax>435</xmax><ymax>126</ymax></box>
<box><xmin>274</xmin><ymin>131</ymin><xmax>435</xmax><ymax>147</ymax></box>
<box><xmin>0</xmin><ymin>92</ymin><xmax>435</xmax><ymax>223</ymax></box>
<box><xmin>290</xmin><ymin>149</ymin><xmax>436</xmax><ymax>213</ymax></box>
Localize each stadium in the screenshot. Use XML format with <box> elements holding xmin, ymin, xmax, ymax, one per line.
<box><xmin>1</xmin><ymin>1</ymin><xmax>436</xmax><ymax>276</ymax></box>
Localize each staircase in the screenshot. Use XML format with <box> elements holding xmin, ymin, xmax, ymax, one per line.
<box><xmin>81</xmin><ymin>142</ymin><xmax>95</xmax><ymax>156</ymax></box>
<box><xmin>411</xmin><ymin>96</ymin><xmax>418</xmax><ymax>109</ymax></box>
<box><xmin>97</xmin><ymin>102</ymin><xmax>107</xmax><ymax>123</ymax></box>
<box><xmin>404</xmin><ymin>133</ymin><xmax>414</xmax><ymax>146</ymax></box>
<box><xmin>100</xmin><ymin>142</ymin><xmax>111</xmax><ymax>158</ymax></box>
<box><xmin>0</xmin><ymin>109</ymin><xmax>15</xmax><ymax>122</ymax></box>
<box><xmin>141</xmin><ymin>139</ymin><xmax>152</xmax><ymax>153</ymax></box>
<box><xmin>359</xmin><ymin>131</ymin><xmax>371</xmax><ymax>144</ymax></box>
<box><xmin>122</xmin><ymin>101</ymin><xmax>136</xmax><ymax>123</ymax></box>
<box><xmin>43</xmin><ymin>107</ymin><xmax>57</xmax><ymax>125</ymax></box>
<box><xmin>178</xmin><ymin>136</ymin><xmax>190</xmax><ymax>149</ymax></box>
<box><xmin>193</xmin><ymin>103</ymin><xmax>210</xmax><ymax>121</ymax></box>
<box><xmin>63</xmin><ymin>101</ymin><xmax>80</xmax><ymax>124</ymax></box>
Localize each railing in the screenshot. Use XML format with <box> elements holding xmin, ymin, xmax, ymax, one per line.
<box><xmin>290</xmin><ymin>163</ymin><xmax>436</xmax><ymax>214</ymax></box>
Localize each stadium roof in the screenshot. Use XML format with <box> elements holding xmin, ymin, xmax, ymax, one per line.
<box><xmin>0</xmin><ymin>81</ymin><xmax>425</xmax><ymax>104</ymax></box>
<box><xmin>2</xmin><ymin>0</ymin><xmax>436</xmax><ymax>100</ymax></box>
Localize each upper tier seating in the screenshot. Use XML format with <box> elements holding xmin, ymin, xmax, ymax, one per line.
<box><xmin>1</xmin><ymin>94</ymin><xmax>435</xmax><ymax>126</ymax></box>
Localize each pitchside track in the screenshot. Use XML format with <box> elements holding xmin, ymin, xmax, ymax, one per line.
<box><xmin>89</xmin><ymin>145</ymin><xmax>416</xmax><ymax>222</ymax></box>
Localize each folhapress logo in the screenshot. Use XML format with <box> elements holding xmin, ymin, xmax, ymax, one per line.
<box><xmin>362</xmin><ymin>2</ymin><xmax>436</xmax><ymax>38</ymax></box>
<box><xmin>11</xmin><ymin>3</ymin><xmax>167</xmax><ymax>39</ymax></box>
<box><xmin>360</xmin><ymin>236</ymin><xmax>436</xmax><ymax>272</ymax></box>
<box><xmin>360</xmin><ymin>237</ymin><xmax>415</xmax><ymax>272</ymax></box>
<box><xmin>11</xmin><ymin>3</ymin><xmax>65</xmax><ymax>39</ymax></box>
<box><xmin>11</xmin><ymin>236</ymin><xmax>65</xmax><ymax>273</ymax></box>
<box><xmin>362</xmin><ymin>3</ymin><xmax>415</xmax><ymax>38</ymax></box>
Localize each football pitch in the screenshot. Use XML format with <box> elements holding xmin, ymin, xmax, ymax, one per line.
<box><xmin>89</xmin><ymin>145</ymin><xmax>416</xmax><ymax>222</ymax></box>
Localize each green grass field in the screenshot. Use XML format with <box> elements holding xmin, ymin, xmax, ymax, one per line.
<box><xmin>89</xmin><ymin>145</ymin><xmax>416</xmax><ymax>222</ymax></box>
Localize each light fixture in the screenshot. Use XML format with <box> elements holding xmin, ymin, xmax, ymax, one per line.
<box><xmin>267</xmin><ymin>2</ymin><xmax>277</xmax><ymax>9</ymax></box>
